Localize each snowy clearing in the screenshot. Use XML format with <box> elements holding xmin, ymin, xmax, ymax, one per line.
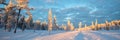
<box><xmin>0</xmin><ymin>29</ymin><xmax>120</xmax><ymax>40</ymax></box>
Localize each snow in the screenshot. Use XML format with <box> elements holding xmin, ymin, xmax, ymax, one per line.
<box><xmin>0</xmin><ymin>29</ymin><xmax>66</xmax><ymax>40</ymax></box>
<box><xmin>32</xmin><ymin>31</ymin><xmax>79</xmax><ymax>40</ymax></box>
<box><xmin>0</xmin><ymin>29</ymin><xmax>120</xmax><ymax>40</ymax></box>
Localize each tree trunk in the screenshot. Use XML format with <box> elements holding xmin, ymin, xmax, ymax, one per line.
<box><xmin>4</xmin><ymin>13</ymin><xmax>8</xmax><ymax>31</ymax></box>
<box><xmin>14</xmin><ymin>9</ymin><xmax>21</xmax><ymax>33</ymax></box>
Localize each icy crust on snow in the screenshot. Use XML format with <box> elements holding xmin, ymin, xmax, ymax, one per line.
<box><xmin>0</xmin><ymin>29</ymin><xmax>120</xmax><ymax>40</ymax></box>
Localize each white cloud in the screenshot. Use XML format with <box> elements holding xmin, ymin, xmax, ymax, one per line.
<box><xmin>89</xmin><ymin>7</ymin><xmax>98</xmax><ymax>14</ymax></box>
<box><xmin>66</xmin><ymin>13</ymin><xmax>74</xmax><ymax>16</ymax></box>
<box><xmin>64</xmin><ymin>17</ymin><xmax>72</xmax><ymax>20</ymax></box>
<box><xmin>90</xmin><ymin>15</ymin><xmax>102</xmax><ymax>17</ymax></box>
<box><xmin>38</xmin><ymin>18</ymin><xmax>43</xmax><ymax>20</ymax></box>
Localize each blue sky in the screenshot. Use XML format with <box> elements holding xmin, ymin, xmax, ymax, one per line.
<box><xmin>1</xmin><ymin>0</ymin><xmax>120</xmax><ymax>27</ymax></box>
<box><xmin>28</xmin><ymin>0</ymin><xmax>120</xmax><ymax>27</ymax></box>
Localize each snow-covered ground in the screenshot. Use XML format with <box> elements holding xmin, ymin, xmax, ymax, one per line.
<box><xmin>0</xmin><ymin>29</ymin><xmax>120</xmax><ymax>40</ymax></box>
<box><xmin>75</xmin><ymin>30</ymin><xmax>120</xmax><ymax>40</ymax></box>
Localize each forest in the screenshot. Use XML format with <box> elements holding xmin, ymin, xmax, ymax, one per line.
<box><xmin>0</xmin><ymin>0</ymin><xmax>120</xmax><ymax>33</ymax></box>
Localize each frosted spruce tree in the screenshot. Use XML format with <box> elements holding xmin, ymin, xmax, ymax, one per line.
<box><xmin>34</xmin><ymin>20</ymin><xmax>40</xmax><ymax>32</ymax></box>
<box><xmin>95</xmin><ymin>19</ymin><xmax>98</xmax><ymax>30</ymax></box>
<box><xmin>48</xmin><ymin>9</ymin><xmax>52</xmax><ymax>34</ymax></box>
<box><xmin>105</xmin><ymin>20</ymin><xmax>110</xmax><ymax>30</ymax></box>
<box><xmin>53</xmin><ymin>15</ymin><xmax>59</xmax><ymax>30</ymax></box>
<box><xmin>67</xmin><ymin>20</ymin><xmax>74</xmax><ymax>31</ymax></box>
<box><xmin>67</xmin><ymin>20</ymin><xmax>71</xmax><ymax>31</ymax></box>
<box><xmin>78</xmin><ymin>22</ymin><xmax>82</xmax><ymax>30</ymax></box>
<box><xmin>70</xmin><ymin>23</ymin><xmax>74</xmax><ymax>31</ymax></box>
<box><xmin>61</xmin><ymin>24</ymin><xmax>67</xmax><ymax>31</ymax></box>
<box><xmin>91</xmin><ymin>21</ymin><xmax>95</xmax><ymax>30</ymax></box>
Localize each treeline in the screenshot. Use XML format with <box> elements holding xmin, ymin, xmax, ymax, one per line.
<box><xmin>77</xmin><ymin>20</ymin><xmax>120</xmax><ymax>31</ymax></box>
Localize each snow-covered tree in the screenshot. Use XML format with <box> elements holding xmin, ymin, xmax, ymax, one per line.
<box><xmin>61</xmin><ymin>24</ymin><xmax>66</xmax><ymax>31</ymax></box>
<box><xmin>6</xmin><ymin>16</ymin><xmax>12</xmax><ymax>32</ymax></box>
<box><xmin>14</xmin><ymin>0</ymin><xmax>33</xmax><ymax>33</ymax></box>
<box><xmin>91</xmin><ymin>21</ymin><xmax>95</xmax><ymax>30</ymax></box>
<box><xmin>70</xmin><ymin>23</ymin><xmax>74</xmax><ymax>31</ymax></box>
<box><xmin>79</xmin><ymin>22</ymin><xmax>82</xmax><ymax>28</ymax></box>
<box><xmin>53</xmin><ymin>15</ymin><xmax>58</xmax><ymax>30</ymax></box>
<box><xmin>19</xmin><ymin>16</ymin><xmax>26</xmax><ymax>32</ymax></box>
<box><xmin>34</xmin><ymin>20</ymin><xmax>40</xmax><ymax>32</ymax></box>
<box><xmin>41</xmin><ymin>20</ymin><xmax>47</xmax><ymax>30</ymax></box>
<box><xmin>48</xmin><ymin>9</ymin><xmax>52</xmax><ymax>34</ymax></box>
<box><xmin>105</xmin><ymin>20</ymin><xmax>110</xmax><ymax>30</ymax></box>
<box><xmin>25</xmin><ymin>14</ymin><xmax>33</xmax><ymax>28</ymax></box>
<box><xmin>2</xmin><ymin>0</ymin><xmax>15</xmax><ymax>31</ymax></box>
<box><xmin>95</xmin><ymin>19</ymin><xmax>98</xmax><ymax>30</ymax></box>
<box><xmin>67</xmin><ymin>20</ymin><xmax>74</xmax><ymax>31</ymax></box>
<box><xmin>84</xmin><ymin>24</ymin><xmax>87</xmax><ymax>30</ymax></box>
<box><xmin>67</xmin><ymin>20</ymin><xmax>71</xmax><ymax>31</ymax></box>
<box><xmin>98</xmin><ymin>24</ymin><xmax>101</xmax><ymax>30</ymax></box>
